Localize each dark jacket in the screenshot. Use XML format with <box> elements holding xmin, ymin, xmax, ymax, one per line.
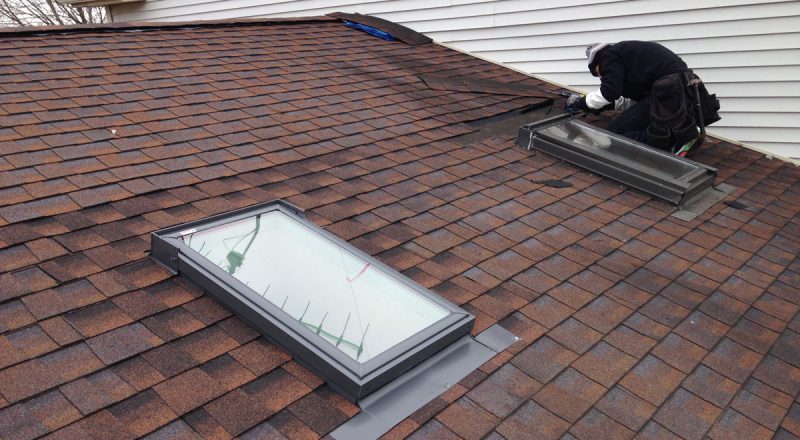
<box><xmin>596</xmin><ymin>41</ymin><xmax>689</xmax><ymax>103</ymax></box>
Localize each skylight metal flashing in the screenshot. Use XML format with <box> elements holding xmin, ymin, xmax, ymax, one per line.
<box><xmin>150</xmin><ymin>200</ymin><xmax>474</xmax><ymax>401</ymax></box>
<box><xmin>517</xmin><ymin>114</ymin><xmax>717</xmax><ymax>206</ymax></box>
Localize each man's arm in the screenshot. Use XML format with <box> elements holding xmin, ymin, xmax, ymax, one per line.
<box><xmin>570</xmin><ymin>54</ymin><xmax>625</xmax><ymax>113</ymax></box>
<box><xmin>585</xmin><ymin>89</ymin><xmax>611</xmax><ymax>110</ymax></box>
<box><xmin>596</xmin><ymin>53</ymin><xmax>625</xmax><ymax>106</ymax></box>
<box><xmin>566</xmin><ymin>91</ymin><xmax>615</xmax><ymax>114</ymax></box>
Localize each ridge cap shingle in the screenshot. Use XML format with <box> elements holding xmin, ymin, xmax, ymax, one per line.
<box><xmin>0</xmin><ymin>15</ymin><xmax>337</xmax><ymax>38</ymax></box>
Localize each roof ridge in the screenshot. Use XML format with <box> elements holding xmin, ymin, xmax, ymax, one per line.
<box><xmin>0</xmin><ymin>16</ymin><xmax>337</xmax><ymax>38</ymax></box>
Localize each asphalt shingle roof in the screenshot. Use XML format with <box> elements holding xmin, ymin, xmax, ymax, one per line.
<box><xmin>1</xmin><ymin>16</ymin><xmax>799</xmax><ymax>440</ymax></box>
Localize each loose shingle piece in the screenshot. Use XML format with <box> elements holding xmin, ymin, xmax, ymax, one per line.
<box><xmin>0</xmin><ymin>16</ymin><xmax>799</xmax><ymax>439</ymax></box>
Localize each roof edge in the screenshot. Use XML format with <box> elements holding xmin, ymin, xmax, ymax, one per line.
<box><xmin>0</xmin><ymin>15</ymin><xmax>337</xmax><ymax>37</ymax></box>
<box><xmin>56</xmin><ymin>0</ymin><xmax>140</xmax><ymax>7</ymax></box>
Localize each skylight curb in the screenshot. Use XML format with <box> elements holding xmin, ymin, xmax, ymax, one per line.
<box><xmin>150</xmin><ymin>200</ymin><xmax>475</xmax><ymax>402</ymax></box>
<box><xmin>517</xmin><ymin>114</ymin><xmax>718</xmax><ymax>206</ymax></box>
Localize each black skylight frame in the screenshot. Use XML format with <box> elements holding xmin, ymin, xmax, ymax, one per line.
<box><xmin>150</xmin><ymin>200</ymin><xmax>474</xmax><ymax>402</ymax></box>
<box><xmin>517</xmin><ymin>114</ymin><xmax>717</xmax><ymax>205</ymax></box>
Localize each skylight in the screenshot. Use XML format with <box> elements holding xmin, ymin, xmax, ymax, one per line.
<box><xmin>517</xmin><ymin>114</ymin><xmax>717</xmax><ymax>206</ymax></box>
<box><xmin>151</xmin><ymin>201</ymin><xmax>473</xmax><ymax>401</ymax></box>
<box><xmin>180</xmin><ymin>209</ymin><xmax>449</xmax><ymax>362</ymax></box>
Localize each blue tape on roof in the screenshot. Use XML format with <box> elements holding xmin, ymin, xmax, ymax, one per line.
<box><xmin>343</xmin><ymin>20</ymin><xmax>396</xmax><ymax>41</ymax></box>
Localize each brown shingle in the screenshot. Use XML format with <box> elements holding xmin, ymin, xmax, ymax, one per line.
<box><xmin>511</xmin><ymin>337</ymin><xmax>577</xmax><ymax>384</ymax></box>
<box><xmin>0</xmin><ymin>390</ymin><xmax>81</xmax><ymax>440</ymax></box>
<box><xmin>436</xmin><ymin>397</ymin><xmax>499</xmax><ymax>440</ymax></box>
<box><xmin>496</xmin><ymin>400</ymin><xmax>570</xmax><ymax>440</ymax></box>
<box><xmin>702</xmin><ymin>338</ymin><xmax>763</xmax><ymax>383</ymax></box>
<box><xmin>708</xmin><ymin>408</ymin><xmax>774</xmax><ymax>440</ymax></box>
<box><xmin>65</xmin><ymin>300</ymin><xmax>133</xmax><ymax>337</ymax></box>
<box><xmin>534</xmin><ymin>368</ymin><xmax>606</xmax><ymax>423</ymax></box>
<box><xmin>674</xmin><ymin>311</ymin><xmax>729</xmax><ymax>349</ymax></box>
<box><xmin>108</xmin><ymin>390</ymin><xmax>178</xmax><ymax>437</ymax></box>
<box><xmin>652</xmin><ymin>388</ymin><xmax>721</xmax><ymax>440</ymax></box>
<box><xmin>467</xmin><ymin>364</ymin><xmax>541</xmax><ymax>418</ymax></box>
<box><xmin>0</xmin><ymin>195</ymin><xmax>80</xmax><ymax>224</ymax></box>
<box><xmin>229</xmin><ymin>339</ymin><xmax>291</xmax><ymax>376</ymax></box>
<box><xmin>59</xmin><ymin>369</ymin><xmax>136</xmax><ymax>415</ymax></box>
<box><xmin>572</xmin><ymin>342</ymin><xmax>637</xmax><ymax>388</ymax></box>
<box><xmin>111</xmin><ymin>356</ymin><xmax>165</xmax><ymax>392</ymax></box>
<box><xmin>141</xmin><ymin>307</ymin><xmax>205</xmax><ymax>342</ymax></box>
<box><xmin>87</xmin><ymin>322</ymin><xmax>163</xmax><ymax>365</ymax></box>
<box><xmin>287</xmin><ymin>387</ymin><xmax>354</xmax><ymax>436</ymax></box>
<box><xmin>5</xmin><ymin>325</ymin><xmax>57</xmax><ymax>360</ymax></box>
<box><xmin>0</xmin><ymin>266</ymin><xmax>57</xmax><ymax>302</ymax></box>
<box><xmin>154</xmin><ymin>368</ymin><xmax>225</xmax><ymax>416</ymax></box>
<box><xmin>0</xmin><ymin>300</ymin><xmax>35</xmax><ymax>332</ymax></box>
<box><xmin>574</xmin><ymin>296</ymin><xmax>633</xmax><ymax>334</ymax></box>
<box><xmin>22</xmin><ymin>279</ymin><xmax>105</xmax><ymax>320</ymax></box>
<box><xmin>0</xmin><ymin>343</ymin><xmax>103</xmax><ymax>403</ymax></box>
<box><xmin>595</xmin><ymin>385</ymin><xmax>656</xmax><ymax>432</ymax></box>
<box><xmin>683</xmin><ymin>365</ymin><xmax>740</xmax><ymax>408</ymax></box>
<box><xmin>569</xmin><ymin>408</ymin><xmax>635</xmax><ymax>440</ymax></box>
<box><xmin>548</xmin><ymin>318</ymin><xmax>603</xmax><ymax>354</ymax></box>
<box><xmin>39</xmin><ymin>253</ymin><xmax>103</xmax><ymax>283</ymax></box>
<box><xmin>619</xmin><ymin>355</ymin><xmax>685</xmax><ymax>406</ymax></box>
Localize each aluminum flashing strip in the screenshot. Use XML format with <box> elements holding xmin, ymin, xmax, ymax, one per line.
<box><xmin>672</xmin><ymin>183</ymin><xmax>736</xmax><ymax>221</ymax></box>
<box><xmin>331</xmin><ymin>324</ymin><xmax>517</xmax><ymax>440</ymax></box>
<box><xmin>474</xmin><ymin>323</ymin><xmax>519</xmax><ymax>352</ymax></box>
<box><xmin>517</xmin><ymin>114</ymin><xmax>718</xmax><ymax>205</ymax></box>
<box><xmin>150</xmin><ymin>200</ymin><xmax>474</xmax><ymax>402</ymax></box>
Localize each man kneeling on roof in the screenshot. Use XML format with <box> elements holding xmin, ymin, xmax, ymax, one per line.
<box><xmin>565</xmin><ymin>41</ymin><xmax>720</xmax><ymax>157</ymax></box>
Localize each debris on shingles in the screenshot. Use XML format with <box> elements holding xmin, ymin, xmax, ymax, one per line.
<box><xmin>0</xmin><ymin>15</ymin><xmax>800</xmax><ymax>440</ymax></box>
<box><xmin>724</xmin><ymin>200</ymin><xmax>748</xmax><ymax>210</ymax></box>
<box><xmin>533</xmin><ymin>179</ymin><xmax>573</xmax><ymax>189</ymax></box>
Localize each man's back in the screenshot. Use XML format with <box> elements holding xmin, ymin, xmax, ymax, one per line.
<box><xmin>599</xmin><ymin>40</ymin><xmax>689</xmax><ymax>102</ymax></box>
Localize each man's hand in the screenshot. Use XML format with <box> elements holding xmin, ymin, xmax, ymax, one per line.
<box><xmin>565</xmin><ymin>93</ymin><xmax>588</xmax><ymax>113</ymax></box>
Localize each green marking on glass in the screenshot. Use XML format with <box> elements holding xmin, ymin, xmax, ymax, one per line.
<box><xmin>336</xmin><ymin>313</ymin><xmax>351</xmax><ymax>347</ymax></box>
<box><xmin>299</xmin><ymin>300</ymin><xmax>310</xmax><ymax>321</ymax></box>
<box><xmin>224</xmin><ymin>215</ymin><xmax>261</xmax><ymax>275</ymax></box>
<box><xmin>316</xmin><ymin>312</ymin><xmax>328</xmax><ymax>335</ymax></box>
<box><xmin>357</xmin><ymin>324</ymin><xmax>369</xmax><ymax>359</ymax></box>
<box><xmin>300</xmin><ymin>320</ymin><xmax>365</xmax><ymax>352</ymax></box>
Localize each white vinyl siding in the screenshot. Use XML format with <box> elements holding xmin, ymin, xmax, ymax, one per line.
<box><xmin>110</xmin><ymin>0</ymin><xmax>800</xmax><ymax>160</ymax></box>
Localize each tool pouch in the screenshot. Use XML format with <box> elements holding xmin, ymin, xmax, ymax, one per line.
<box><xmin>682</xmin><ymin>72</ymin><xmax>721</xmax><ymax>127</ymax></box>
<box><xmin>646</xmin><ymin>73</ymin><xmax>696</xmax><ymax>151</ymax></box>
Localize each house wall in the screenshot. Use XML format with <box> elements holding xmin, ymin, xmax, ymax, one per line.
<box><xmin>111</xmin><ymin>0</ymin><xmax>800</xmax><ymax>159</ymax></box>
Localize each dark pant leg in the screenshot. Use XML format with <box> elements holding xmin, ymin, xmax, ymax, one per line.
<box><xmin>607</xmin><ymin>97</ymin><xmax>650</xmax><ymax>144</ymax></box>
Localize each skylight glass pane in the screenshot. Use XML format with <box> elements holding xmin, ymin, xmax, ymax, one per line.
<box><xmin>538</xmin><ymin>119</ymin><xmax>696</xmax><ymax>179</ymax></box>
<box><xmin>180</xmin><ymin>210</ymin><xmax>449</xmax><ymax>363</ymax></box>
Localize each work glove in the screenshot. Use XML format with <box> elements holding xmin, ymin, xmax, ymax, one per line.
<box><xmin>565</xmin><ymin>93</ymin><xmax>589</xmax><ymax>114</ymax></box>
